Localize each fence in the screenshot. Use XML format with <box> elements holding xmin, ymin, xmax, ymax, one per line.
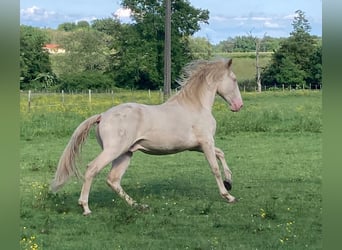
<box><xmin>21</xmin><ymin>85</ymin><xmax>321</xmax><ymax>112</ymax></box>
<box><xmin>22</xmin><ymin>89</ymin><xmax>167</xmax><ymax>112</ymax></box>
<box><xmin>241</xmin><ymin>83</ymin><xmax>322</xmax><ymax>92</ymax></box>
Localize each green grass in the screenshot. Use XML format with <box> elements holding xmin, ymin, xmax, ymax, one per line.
<box><xmin>20</xmin><ymin>91</ymin><xmax>322</xmax><ymax>249</ymax></box>
<box><xmin>213</xmin><ymin>52</ymin><xmax>272</xmax><ymax>81</ymax></box>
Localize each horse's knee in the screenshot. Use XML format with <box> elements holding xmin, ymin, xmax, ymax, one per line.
<box><xmin>85</xmin><ymin>164</ymin><xmax>102</xmax><ymax>179</ymax></box>
<box><xmin>211</xmin><ymin>167</ymin><xmax>221</xmax><ymax>178</ymax></box>
<box><xmin>215</xmin><ymin>148</ymin><xmax>225</xmax><ymax>158</ymax></box>
<box><xmin>106</xmin><ymin>177</ymin><xmax>120</xmax><ymax>192</ymax></box>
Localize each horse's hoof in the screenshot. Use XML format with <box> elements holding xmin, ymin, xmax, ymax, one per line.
<box><xmin>228</xmin><ymin>197</ymin><xmax>238</xmax><ymax>203</ymax></box>
<box><xmin>223</xmin><ymin>180</ymin><xmax>232</xmax><ymax>191</ymax></box>
<box><xmin>83</xmin><ymin>211</ymin><xmax>92</xmax><ymax>216</ymax></box>
<box><xmin>138</xmin><ymin>204</ymin><xmax>150</xmax><ymax>211</ymax></box>
<box><xmin>133</xmin><ymin>203</ymin><xmax>150</xmax><ymax>211</ymax></box>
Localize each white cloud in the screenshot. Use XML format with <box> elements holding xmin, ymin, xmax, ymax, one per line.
<box><xmin>283</xmin><ymin>13</ymin><xmax>298</xmax><ymax>20</ymax></box>
<box><xmin>212</xmin><ymin>16</ymin><xmax>229</xmax><ymax>22</ymax></box>
<box><xmin>233</xmin><ymin>17</ymin><xmax>248</xmax><ymax>21</ymax></box>
<box><xmin>75</xmin><ymin>16</ymin><xmax>98</xmax><ymax>24</ymax></box>
<box><xmin>264</xmin><ymin>21</ymin><xmax>280</xmax><ymax>28</ymax></box>
<box><xmin>252</xmin><ymin>17</ymin><xmax>272</xmax><ymax>21</ymax></box>
<box><xmin>20</xmin><ymin>6</ymin><xmax>57</xmax><ymax>21</ymax></box>
<box><xmin>113</xmin><ymin>8</ymin><xmax>132</xmax><ymax>18</ymax></box>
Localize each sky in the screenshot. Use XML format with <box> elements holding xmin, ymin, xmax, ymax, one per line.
<box><xmin>20</xmin><ymin>0</ymin><xmax>322</xmax><ymax>44</ymax></box>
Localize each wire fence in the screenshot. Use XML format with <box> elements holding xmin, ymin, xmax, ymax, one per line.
<box><xmin>21</xmin><ymin>85</ymin><xmax>322</xmax><ymax>113</ymax></box>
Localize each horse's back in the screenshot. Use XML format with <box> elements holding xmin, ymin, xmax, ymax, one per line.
<box><xmin>97</xmin><ymin>102</ymin><xmax>203</xmax><ymax>154</ymax></box>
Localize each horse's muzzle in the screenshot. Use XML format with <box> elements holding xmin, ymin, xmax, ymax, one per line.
<box><xmin>230</xmin><ymin>100</ymin><xmax>243</xmax><ymax>112</ymax></box>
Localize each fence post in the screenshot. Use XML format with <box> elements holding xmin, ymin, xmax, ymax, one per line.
<box><xmin>88</xmin><ymin>89</ymin><xmax>92</xmax><ymax>103</ymax></box>
<box><xmin>61</xmin><ymin>90</ymin><xmax>65</xmax><ymax>105</ymax></box>
<box><xmin>282</xmin><ymin>84</ymin><xmax>284</xmax><ymax>92</ymax></box>
<box><xmin>148</xmin><ymin>89</ymin><xmax>151</xmax><ymax>99</ymax></box>
<box><xmin>159</xmin><ymin>88</ymin><xmax>163</xmax><ymax>102</ymax></box>
<box><xmin>28</xmin><ymin>90</ymin><xmax>31</xmax><ymax>112</ymax></box>
<box><xmin>111</xmin><ymin>90</ymin><xmax>114</xmax><ymax>105</ymax></box>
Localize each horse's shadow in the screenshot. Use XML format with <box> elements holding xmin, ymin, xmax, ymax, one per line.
<box><xmin>58</xmin><ymin>175</ymin><xmax>217</xmax><ymax>214</ymax></box>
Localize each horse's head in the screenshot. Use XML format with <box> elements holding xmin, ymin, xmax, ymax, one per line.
<box><xmin>217</xmin><ymin>59</ymin><xmax>243</xmax><ymax>112</ymax></box>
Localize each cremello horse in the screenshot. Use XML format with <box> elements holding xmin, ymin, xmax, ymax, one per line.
<box><xmin>51</xmin><ymin>59</ymin><xmax>243</xmax><ymax>215</ymax></box>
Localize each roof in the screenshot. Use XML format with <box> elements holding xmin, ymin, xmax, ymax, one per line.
<box><xmin>43</xmin><ymin>44</ymin><xmax>60</xmax><ymax>49</ymax></box>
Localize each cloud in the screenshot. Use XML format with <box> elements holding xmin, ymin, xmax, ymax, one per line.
<box><xmin>251</xmin><ymin>17</ymin><xmax>272</xmax><ymax>21</ymax></box>
<box><xmin>233</xmin><ymin>17</ymin><xmax>248</xmax><ymax>21</ymax></box>
<box><xmin>20</xmin><ymin>6</ymin><xmax>57</xmax><ymax>21</ymax></box>
<box><xmin>20</xmin><ymin>5</ymin><xmax>101</xmax><ymax>28</ymax></box>
<box><xmin>113</xmin><ymin>8</ymin><xmax>132</xmax><ymax>18</ymax></box>
<box><xmin>283</xmin><ymin>13</ymin><xmax>298</xmax><ymax>20</ymax></box>
<box><xmin>263</xmin><ymin>21</ymin><xmax>280</xmax><ymax>28</ymax></box>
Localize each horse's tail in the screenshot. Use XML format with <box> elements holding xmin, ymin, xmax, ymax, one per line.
<box><xmin>50</xmin><ymin>114</ymin><xmax>101</xmax><ymax>192</ymax></box>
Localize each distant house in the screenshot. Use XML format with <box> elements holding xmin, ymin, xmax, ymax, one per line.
<box><xmin>43</xmin><ymin>44</ymin><xmax>66</xmax><ymax>54</ymax></box>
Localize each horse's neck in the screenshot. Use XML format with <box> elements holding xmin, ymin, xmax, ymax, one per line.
<box><xmin>200</xmin><ymin>87</ymin><xmax>217</xmax><ymax>111</ymax></box>
<box><xmin>167</xmin><ymin>83</ymin><xmax>217</xmax><ymax>111</ymax></box>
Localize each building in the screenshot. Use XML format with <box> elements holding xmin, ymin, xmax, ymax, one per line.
<box><xmin>43</xmin><ymin>44</ymin><xmax>66</xmax><ymax>54</ymax></box>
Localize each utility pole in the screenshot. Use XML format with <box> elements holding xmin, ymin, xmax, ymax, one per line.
<box><xmin>255</xmin><ymin>33</ymin><xmax>266</xmax><ymax>93</ymax></box>
<box><xmin>255</xmin><ymin>37</ymin><xmax>262</xmax><ymax>92</ymax></box>
<box><xmin>163</xmin><ymin>0</ymin><xmax>171</xmax><ymax>100</ymax></box>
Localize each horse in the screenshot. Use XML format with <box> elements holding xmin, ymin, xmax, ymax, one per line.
<box><xmin>51</xmin><ymin>58</ymin><xmax>243</xmax><ymax>215</ymax></box>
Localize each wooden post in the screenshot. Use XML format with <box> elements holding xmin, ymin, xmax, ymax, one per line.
<box><xmin>28</xmin><ymin>90</ymin><xmax>31</xmax><ymax>112</ymax></box>
<box><xmin>88</xmin><ymin>89</ymin><xmax>92</xmax><ymax>103</ymax></box>
<box><xmin>163</xmin><ymin>0</ymin><xmax>171</xmax><ymax>100</ymax></box>
<box><xmin>61</xmin><ymin>90</ymin><xmax>65</xmax><ymax>105</ymax></box>
<box><xmin>111</xmin><ymin>90</ymin><xmax>114</xmax><ymax>105</ymax></box>
<box><xmin>160</xmin><ymin>88</ymin><xmax>163</xmax><ymax>102</ymax></box>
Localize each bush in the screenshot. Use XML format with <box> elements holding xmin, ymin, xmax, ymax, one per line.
<box><xmin>58</xmin><ymin>71</ymin><xmax>114</xmax><ymax>91</ymax></box>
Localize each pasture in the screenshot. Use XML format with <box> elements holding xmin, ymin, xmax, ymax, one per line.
<box><xmin>20</xmin><ymin>90</ymin><xmax>322</xmax><ymax>249</ymax></box>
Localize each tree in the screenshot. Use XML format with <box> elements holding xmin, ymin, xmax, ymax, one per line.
<box><xmin>109</xmin><ymin>0</ymin><xmax>209</xmax><ymax>89</ymax></box>
<box><xmin>77</xmin><ymin>20</ymin><xmax>90</xmax><ymax>29</ymax></box>
<box><xmin>20</xmin><ymin>25</ymin><xmax>53</xmax><ymax>89</ymax></box>
<box><xmin>92</xmin><ymin>18</ymin><xmax>122</xmax><ymax>36</ymax></box>
<box><xmin>57</xmin><ymin>22</ymin><xmax>77</xmax><ymax>31</ymax></box>
<box><xmin>214</xmin><ymin>38</ymin><xmax>235</xmax><ymax>53</ymax></box>
<box><xmin>261</xmin><ymin>10</ymin><xmax>321</xmax><ymax>88</ymax></box>
<box><xmin>188</xmin><ymin>37</ymin><xmax>212</xmax><ymax>60</ymax></box>
<box><xmin>233</xmin><ymin>36</ymin><xmax>256</xmax><ymax>52</ymax></box>
<box><xmin>52</xmin><ymin>29</ymin><xmax>113</xmax><ymax>75</ymax></box>
<box><xmin>291</xmin><ymin>9</ymin><xmax>311</xmax><ymax>36</ymax></box>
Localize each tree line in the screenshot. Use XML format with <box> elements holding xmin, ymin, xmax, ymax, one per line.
<box><xmin>20</xmin><ymin>0</ymin><xmax>321</xmax><ymax>91</ymax></box>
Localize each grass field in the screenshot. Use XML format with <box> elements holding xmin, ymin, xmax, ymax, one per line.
<box><xmin>20</xmin><ymin>90</ymin><xmax>322</xmax><ymax>249</ymax></box>
<box><xmin>213</xmin><ymin>52</ymin><xmax>272</xmax><ymax>82</ymax></box>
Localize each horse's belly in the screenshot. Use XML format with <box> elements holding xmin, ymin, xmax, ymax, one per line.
<box><xmin>130</xmin><ymin>137</ymin><xmax>199</xmax><ymax>155</ymax></box>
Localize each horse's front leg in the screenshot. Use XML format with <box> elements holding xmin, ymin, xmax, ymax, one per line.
<box><xmin>201</xmin><ymin>140</ymin><xmax>236</xmax><ymax>203</ymax></box>
<box><xmin>215</xmin><ymin>147</ymin><xmax>233</xmax><ymax>191</ymax></box>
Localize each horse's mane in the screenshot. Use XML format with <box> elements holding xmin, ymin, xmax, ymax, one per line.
<box><xmin>168</xmin><ymin>59</ymin><xmax>230</xmax><ymax>108</ymax></box>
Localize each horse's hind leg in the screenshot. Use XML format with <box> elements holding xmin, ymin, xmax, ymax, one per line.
<box><xmin>215</xmin><ymin>147</ymin><xmax>233</xmax><ymax>191</ymax></box>
<box><xmin>106</xmin><ymin>152</ymin><xmax>148</xmax><ymax>210</ymax></box>
<box><xmin>78</xmin><ymin>149</ymin><xmax>118</xmax><ymax>215</ymax></box>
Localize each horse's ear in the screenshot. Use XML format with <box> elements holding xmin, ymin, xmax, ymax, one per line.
<box><xmin>227</xmin><ymin>58</ymin><xmax>233</xmax><ymax>69</ymax></box>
